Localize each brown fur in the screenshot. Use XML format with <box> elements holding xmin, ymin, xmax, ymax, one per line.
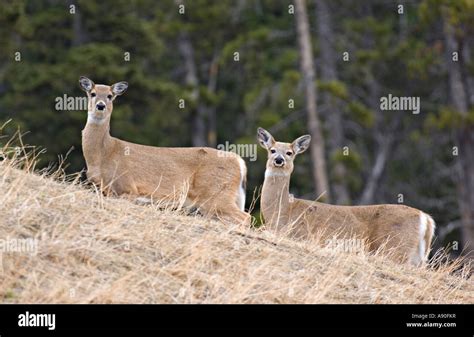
<box><xmin>80</xmin><ymin>78</ymin><xmax>250</xmax><ymax>225</ymax></box>
<box><xmin>257</xmin><ymin>127</ymin><xmax>434</xmax><ymax>265</ymax></box>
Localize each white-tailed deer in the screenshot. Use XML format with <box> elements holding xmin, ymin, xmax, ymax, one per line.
<box><xmin>257</xmin><ymin>127</ymin><xmax>435</xmax><ymax>265</ymax></box>
<box><xmin>78</xmin><ymin>76</ymin><xmax>249</xmax><ymax>225</ymax></box>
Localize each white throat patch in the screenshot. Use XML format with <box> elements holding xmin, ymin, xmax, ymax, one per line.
<box><xmin>87</xmin><ymin>112</ymin><xmax>107</xmax><ymax>125</ymax></box>
<box><xmin>265</xmin><ymin>170</ymin><xmax>290</xmax><ymax>178</ymax></box>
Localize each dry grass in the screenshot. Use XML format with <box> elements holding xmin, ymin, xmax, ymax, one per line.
<box><xmin>0</xmin><ymin>149</ymin><xmax>473</xmax><ymax>304</ymax></box>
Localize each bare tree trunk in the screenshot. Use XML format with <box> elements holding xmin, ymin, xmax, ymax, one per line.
<box><xmin>462</xmin><ymin>43</ymin><xmax>474</xmax><ymax>106</ymax></box>
<box><xmin>315</xmin><ymin>0</ymin><xmax>349</xmax><ymax>204</ymax></box>
<box><xmin>295</xmin><ymin>0</ymin><xmax>330</xmax><ymax>202</ymax></box>
<box><xmin>359</xmin><ymin>115</ymin><xmax>400</xmax><ymax>204</ymax></box>
<box><xmin>444</xmin><ymin>19</ymin><xmax>474</xmax><ymax>260</ymax></box>
<box><xmin>206</xmin><ymin>53</ymin><xmax>219</xmax><ymax>147</ymax></box>
<box><xmin>68</xmin><ymin>0</ymin><xmax>87</xmax><ymax>46</ymax></box>
<box><xmin>177</xmin><ymin>32</ymin><xmax>206</xmax><ymax>147</ymax></box>
<box><xmin>444</xmin><ymin>24</ymin><xmax>469</xmax><ymax>113</ymax></box>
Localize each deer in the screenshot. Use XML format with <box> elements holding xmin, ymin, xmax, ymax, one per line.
<box><xmin>78</xmin><ymin>76</ymin><xmax>250</xmax><ymax>226</ymax></box>
<box><xmin>257</xmin><ymin>127</ymin><xmax>435</xmax><ymax>265</ymax></box>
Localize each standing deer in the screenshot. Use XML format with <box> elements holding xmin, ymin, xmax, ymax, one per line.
<box><xmin>257</xmin><ymin>127</ymin><xmax>435</xmax><ymax>265</ymax></box>
<box><xmin>78</xmin><ymin>76</ymin><xmax>250</xmax><ymax>225</ymax></box>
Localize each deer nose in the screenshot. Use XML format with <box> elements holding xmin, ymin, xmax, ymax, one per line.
<box><xmin>96</xmin><ymin>102</ymin><xmax>106</xmax><ymax>111</ymax></box>
<box><xmin>274</xmin><ymin>156</ymin><xmax>285</xmax><ymax>166</ymax></box>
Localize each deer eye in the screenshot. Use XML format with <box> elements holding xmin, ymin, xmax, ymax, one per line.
<box><xmin>286</xmin><ymin>151</ymin><xmax>293</xmax><ymax>156</ymax></box>
<box><xmin>107</xmin><ymin>94</ymin><xmax>113</xmax><ymax>100</ymax></box>
<box><xmin>270</xmin><ymin>149</ymin><xmax>276</xmax><ymax>154</ymax></box>
<box><xmin>90</xmin><ymin>92</ymin><xmax>96</xmax><ymax>97</ymax></box>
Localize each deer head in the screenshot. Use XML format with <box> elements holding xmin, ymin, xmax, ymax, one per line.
<box><xmin>79</xmin><ymin>76</ymin><xmax>128</xmax><ymax>125</ymax></box>
<box><xmin>257</xmin><ymin>127</ymin><xmax>311</xmax><ymax>176</ymax></box>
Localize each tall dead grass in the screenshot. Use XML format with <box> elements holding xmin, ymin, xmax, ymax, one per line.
<box><xmin>0</xmin><ymin>141</ymin><xmax>472</xmax><ymax>303</ymax></box>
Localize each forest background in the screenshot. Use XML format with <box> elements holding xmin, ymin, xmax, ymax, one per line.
<box><xmin>1</xmin><ymin>0</ymin><xmax>473</xmax><ymax>260</ymax></box>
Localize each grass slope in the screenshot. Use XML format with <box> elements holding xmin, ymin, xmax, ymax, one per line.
<box><xmin>0</xmin><ymin>158</ymin><xmax>472</xmax><ymax>304</ymax></box>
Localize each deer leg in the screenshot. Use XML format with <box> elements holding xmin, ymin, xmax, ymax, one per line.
<box><xmin>198</xmin><ymin>202</ymin><xmax>251</xmax><ymax>227</ymax></box>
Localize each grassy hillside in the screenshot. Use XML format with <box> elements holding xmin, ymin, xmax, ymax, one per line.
<box><xmin>0</xmin><ymin>155</ymin><xmax>472</xmax><ymax>304</ymax></box>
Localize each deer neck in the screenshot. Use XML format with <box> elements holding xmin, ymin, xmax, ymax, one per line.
<box><xmin>261</xmin><ymin>170</ymin><xmax>292</xmax><ymax>229</ymax></box>
<box><xmin>82</xmin><ymin>115</ymin><xmax>112</xmax><ymax>168</ymax></box>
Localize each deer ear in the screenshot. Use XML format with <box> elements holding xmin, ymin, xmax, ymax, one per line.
<box><xmin>292</xmin><ymin>135</ymin><xmax>311</xmax><ymax>154</ymax></box>
<box><xmin>257</xmin><ymin>127</ymin><xmax>275</xmax><ymax>149</ymax></box>
<box><xmin>111</xmin><ymin>81</ymin><xmax>128</xmax><ymax>96</ymax></box>
<box><xmin>79</xmin><ymin>76</ymin><xmax>94</xmax><ymax>92</ymax></box>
